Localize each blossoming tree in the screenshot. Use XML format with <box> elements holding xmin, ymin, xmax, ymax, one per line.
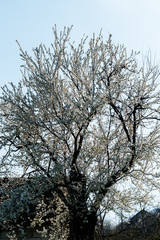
<box><xmin>1</xmin><ymin>26</ymin><xmax>160</xmax><ymax>240</ymax></box>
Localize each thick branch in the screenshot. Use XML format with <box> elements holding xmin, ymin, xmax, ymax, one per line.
<box><xmin>109</xmin><ymin>101</ymin><xmax>131</xmax><ymax>142</ymax></box>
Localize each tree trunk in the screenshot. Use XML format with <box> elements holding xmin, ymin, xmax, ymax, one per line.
<box><xmin>67</xmin><ymin>211</ymin><xmax>97</xmax><ymax>240</ymax></box>
<box><xmin>67</xmin><ymin>168</ymin><xmax>98</xmax><ymax>239</ymax></box>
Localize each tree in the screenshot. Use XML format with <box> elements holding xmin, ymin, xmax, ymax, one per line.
<box><xmin>0</xmin><ymin>177</ymin><xmax>69</xmax><ymax>240</ymax></box>
<box><xmin>1</xmin><ymin>26</ymin><xmax>160</xmax><ymax>240</ymax></box>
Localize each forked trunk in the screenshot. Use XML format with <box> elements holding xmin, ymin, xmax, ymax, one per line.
<box><xmin>67</xmin><ymin>211</ymin><xmax>97</xmax><ymax>240</ymax></box>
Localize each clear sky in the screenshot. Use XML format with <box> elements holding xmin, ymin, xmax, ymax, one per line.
<box><xmin>1</xmin><ymin>0</ymin><xmax>160</xmax><ymax>88</ymax></box>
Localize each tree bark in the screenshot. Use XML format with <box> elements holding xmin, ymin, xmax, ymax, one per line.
<box><xmin>67</xmin><ymin>211</ymin><xmax>97</xmax><ymax>240</ymax></box>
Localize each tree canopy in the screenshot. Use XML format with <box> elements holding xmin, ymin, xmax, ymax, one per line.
<box><xmin>0</xmin><ymin>26</ymin><xmax>160</xmax><ymax>240</ymax></box>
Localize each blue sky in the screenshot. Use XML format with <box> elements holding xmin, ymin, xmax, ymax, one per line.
<box><xmin>1</xmin><ymin>0</ymin><xmax>160</xmax><ymax>88</ymax></box>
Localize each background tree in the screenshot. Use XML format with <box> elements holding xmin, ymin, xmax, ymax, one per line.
<box><xmin>1</xmin><ymin>26</ymin><xmax>160</xmax><ymax>240</ymax></box>
<box><xmin>0</xmin><ymin>176</ymin><xmax>69</xmax><ymax>240</ymax></box>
